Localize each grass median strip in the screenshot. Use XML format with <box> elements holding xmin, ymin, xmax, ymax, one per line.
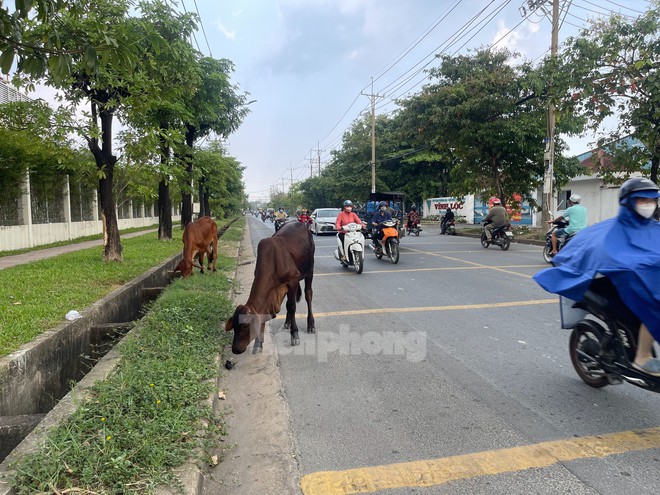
<box><xmin>6</xmin><ymin>219</ymin><xmax>243</xmax><ymax>494</ymax></box>
<box><xmin>0</xmin><ymin>228</ymin><xmax>187</xmax><ymax>357</ymax></box>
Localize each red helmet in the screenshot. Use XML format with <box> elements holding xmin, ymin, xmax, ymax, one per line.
<box><xmin>492</xmin><ymin>198</ymin><xmax>501</xmax><ymax>205</ymax></box>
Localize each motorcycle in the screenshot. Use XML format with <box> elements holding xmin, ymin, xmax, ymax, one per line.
<box><xmin>371</xmin><ymin>220</ymin><xmax>400</xmax><ymax>264</ymax></box>
<box><xmin>542</xmin><ymin>219</ymin><xmax>573</xmax><ymax>263</ymax></box>
<box><xmin>261</xmin><ymin>213</ymin><xmax>267</xmax><ymax>222</ymax></box>
<box><xmin>406</xmin><ymin>221</ymin><xmax>422</xmax><ymax>236</ymax></box>
<box><xmin>563</xmin><ymin>277</ymin><xmax>660</xmax><ymax>392</ymax></box>
<box><xmin>333</xmin><ymin>222</ymin><xmax>365</xmax><ymax>274</ymax></box>
<box><xmin>440</xmin><ymin>216</ymin><xmax>456</xmax><ymax>235</ymax></box>
<box><xmin>480</xmin><ymin>222</ymin><xmax>513</xmax><ymax>250</ymax></box>
<box><xmin>274</xmin><ymin>217</ymin><xmax>286</xmax><ymax>232</ymax></box>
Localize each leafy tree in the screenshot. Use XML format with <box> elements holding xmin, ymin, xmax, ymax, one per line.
<box><xmin>1</xmin><ymin>1</ymin><xmax>137</xmax><ymax>85</ymax></box>
<box><xmin>558</xmin><ymin>1</ymin><xmax>660</xmax><ymax>183</ymax></box>
<box><xmin>180</xmin><ymin>57</ymin><xmax>250</xmax><ymax>226</ymax></box>
<box><xmin>193</xmin><ymin>141</ymin><xmax>246</xmax><ymax>217</ymax></box>
<box><xmin>397</xmin><ymin>48</ymin><xmax>579</xmax><ymax>208</ymax></box>
<box><xmin>126</xmin><ymin>0</ymin><xmax>200</xmax><ymax>240</ymax></box>
<box><xmin>17</xmin><ymin>0</ymin><xmax>165</xmax><ymax>261</ymax></box>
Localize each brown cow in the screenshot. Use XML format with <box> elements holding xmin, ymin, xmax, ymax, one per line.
<box><xmin>173</xmin><ymin>216</ymin><xmax>218</xmax><ymax>278</ymax></box>
<box><xmin>225</xmin><ymin>221</ymin><xmax>315</xmax><ymax>354</ymax></box>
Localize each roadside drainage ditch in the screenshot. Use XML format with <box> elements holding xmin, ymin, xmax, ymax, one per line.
<box><xmin>0</xmin><ymin>254</ymin><xmax>179</xmax><ymax>463</ymax></box>
<box><xmin>0</xmin><ymin>216</ymin><xmax>238</xmax><ymax>467</ymax></box>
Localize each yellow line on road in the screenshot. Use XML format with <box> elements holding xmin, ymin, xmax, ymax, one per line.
<box><xmin>301</xmin><ymin>427</ymin><xmax>660</xmax><ymax>494</ymax></box>
<box><xmin>315</xmin><ymin>264</ymin><xmax>542</xmax><ymax>276</ymax></box>
<box><xmin>277</xmin><ymin>299</ymin><xmax>555</xmax><ymax>319</ymax></box>
<box><xmin>404</xmin><ymin>247</ymin><xmax>536</xmax><ymax>279</ymax></box>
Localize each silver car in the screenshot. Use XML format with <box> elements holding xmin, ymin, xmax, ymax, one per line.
<box><xmin>310</xmin><ymin>208</ymin><xmax>341</xmax><ymax>235</ymax></box>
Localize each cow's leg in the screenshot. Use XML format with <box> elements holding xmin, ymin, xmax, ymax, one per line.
<box><xmin>304</xmin><ymin>275</ymin><xmax>315</xmax><ymax>334</ymax></box>
<box><xmin>285</xmin><ymin>283</ymin><xmax>300</xmax><ymax>346</ymax></box>
<box><xmin>252</xmin><ymin>322</ymin><xmax>265</xmax><ymax>354</ymax></box>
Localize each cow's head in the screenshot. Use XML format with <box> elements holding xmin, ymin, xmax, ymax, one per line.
<box><xmin>172</xmin><ymin>258</ymin><xmax>203</xmax><ymax>278</ymax></box>
<box><xmin>225</xmin><ymin>304</ymin><xmax>263</xmax><ymax>354</ymax></box>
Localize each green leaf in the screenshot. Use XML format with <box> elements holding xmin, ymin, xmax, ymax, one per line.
<box><xmin>0</xmin><ymin>49</ymin><xmax>15</xmax><ymax>75</ymax></box>
<box><xmin>84</xmin><ymin>45</ymin><xmax>97</xmax><ymax>72</ymax></box>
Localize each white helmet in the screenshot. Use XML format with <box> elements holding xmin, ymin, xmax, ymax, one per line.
<box><xmin>569</xmin><ymin>194</ymin><xmax>581</xmax><ymax>203</ymax></box>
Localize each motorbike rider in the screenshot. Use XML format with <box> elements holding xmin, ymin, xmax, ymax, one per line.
<box><xmin>534</xmin><ymin>177</ymin><xmax>660</xmax><ymax>376</ymax></box>
<box><xmin>549</xmin><ymin>194</ymin><xmax>587</xmax><ymax>255</ymax></box>
<box><xmin>441</xmin><ymin>207</ymin><xmax>455</xmax><ymax>235</ymax></box>
<box><xmin>406</xmin><ymin>205</ymin><xmax>420</xmax><ymax>231</ymax></box>
<box><xmin>298</xmin><ymin>209</ymin><xmax>312</xmax><ymax>225</ymax></box>
<box><xmin>483</xmin><ymin>198</ymin><xmax>508</xmax><ymax>240</ymax></box>
<box><xmin>274</xmin><ymin>207</ymin><xmax>288</xmax><ymax>220</ymax></box>
<box><xmin>335</xmin><ymin>200</ymin><xmax>364</xmax><ymax>260</ymax></box>
<box><xmin>372</xmin><ymin>201</ymin><xmax>393</xmax><ymax>246</ymax></box>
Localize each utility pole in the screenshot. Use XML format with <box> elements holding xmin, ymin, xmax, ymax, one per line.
<box><xmin>307</xmin><ymin>151</ymin><xmax>314</xmax><ymax>178</ymax></box>
<box><xmin>542</xmin><ymin>0</ymin><xmax>560</xmax><ymax>225</ymax></box>
<box><xmin>316</xmin><ymin>141</ymin><xmax>325</xmax><ymax>176</ymax></box>
<box><xmin>521</xmin><ymin>0</ymin><xmax>560</xmax><ymax>225</ymax></box>
<box><xmin>362</xmin><ymin>77</ymin><xmax>383</xmax><ymax>194</ymax></box>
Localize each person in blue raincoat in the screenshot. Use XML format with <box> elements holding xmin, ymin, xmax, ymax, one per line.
<box><xmin>534</xmin><ymin>177</ymin><xmax>660</xmax><ymax>376</ymax></box>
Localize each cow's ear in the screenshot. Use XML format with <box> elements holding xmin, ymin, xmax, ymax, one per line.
<box><xmin>224</xmin><ymin>318</ymin><xmax>234</xmax><ymax>332</ymax></box>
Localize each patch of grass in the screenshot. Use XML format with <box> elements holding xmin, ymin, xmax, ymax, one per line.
<box><xmin>0</xmin><ymin>218</ymin><xmax>241</xmax><ymax>357</ymax></box>
<box><xmin>0</xmin><ymin>225</ymin><xmax>161</xmax><ymax>258</ymax></box>
<box><xmin>7</xmin><ymin>219</ymin><xmax>244</xmax><ymax>494</ymax></box>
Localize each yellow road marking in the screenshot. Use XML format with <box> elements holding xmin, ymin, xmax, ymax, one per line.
<box><xmin>404</xmin><ymin>247</ymin><xmax>535</xmax><ymax>279</ymax></box>
<box><xmin>275</xmin><ymin>299</ymin><xmax>555</xmax><ymax>319</ymax></box>
<box><xmin>314</xmin><ymin>264</ymin><xmax>542</xmax><ymax>276</ymax></box>
<box><xmin>301</xmin><ymin>427</ymin><xmax>660</xmax><ymax>494</ymax></box>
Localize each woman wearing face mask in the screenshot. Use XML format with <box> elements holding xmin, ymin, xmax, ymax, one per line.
<box><xmin>534</xmin><ymin>177</ymin><xmax>660</xmax><ymax>375</ymax></box>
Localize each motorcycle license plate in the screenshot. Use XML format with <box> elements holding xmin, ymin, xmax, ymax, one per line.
<box><xmin>505</xmin><ymin>231</ymin><xmax>513</xmax><ymax>238</ymax></box>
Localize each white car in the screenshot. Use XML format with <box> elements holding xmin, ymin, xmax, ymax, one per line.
<box><xmin>310</xmin><ymin>208</ymin><xmax>341</xmax><ymax>235</ymax></box>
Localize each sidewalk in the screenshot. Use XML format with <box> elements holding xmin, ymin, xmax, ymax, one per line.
<box><xmin>0</xmin><ymin>229</ymin><xmax>158</xmax><ymax>271</ymax></box>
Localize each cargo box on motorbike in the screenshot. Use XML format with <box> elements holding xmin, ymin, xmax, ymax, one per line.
<box><xmin>559</xmin><ymin>296</ymin><xmax>588</xmax><ymax>329</ymax></box>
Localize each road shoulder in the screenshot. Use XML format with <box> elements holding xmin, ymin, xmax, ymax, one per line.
<box><xmin>206</xmin><ymin>219</ymin><xmax>302</xmax><ymax>494</ymax></box>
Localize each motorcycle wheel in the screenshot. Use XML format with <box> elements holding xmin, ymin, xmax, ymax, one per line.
<box><xmin>542</xmin><ymin>244</ymin><xmax>553</xmax><ymax>263</ymax></box>
<box><xmin>499</xmin><ymin>235</ymin><xmax>511</xmax><ymax>251</ymax></box>
<box><xmin>414</xmin><ymin>229</ymin><xmax>420</xmax><ymax>237</ymax></box>
<box><xmin>569</xmin><ymin>322</ymin><xmax>609</xmax><ymax>388</ymax></box>
<box><xmin>480</xmin><ymin>232</ymin><xmax>490</xmax><ymax>248</ymax></box>
<box><xmin>388</xmin><ymin>240</ymin><xmax>400</xmax><ymax>264</ymax></box>
<box><xmin>374</xmin><ymin>246</ymin><xmax>383</xmax><ymax>260</ymax></box>
<box><xmin>353</xmin><ymin>251</ymin><xmax>364</xmax><ymax>274</ymax></box>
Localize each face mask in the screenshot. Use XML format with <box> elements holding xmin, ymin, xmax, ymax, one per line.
<box><xmin>635</xmin><ymin>203</ymin><xmax>657</xmax><ymax>219</ymax></box>
<box><xmin>379</xmin><ymin>206</ymin><xmax>386</xmax><ymax>212</ymax></box>
<box><xmin>345</xmin><ymin>207</ymin><xmax>352</xmax><ymax>212</ymax></box>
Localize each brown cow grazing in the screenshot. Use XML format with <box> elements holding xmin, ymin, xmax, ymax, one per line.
<box><xmin>225</xmin><ymin>221</ymin><xmax>315</xmax><ymax>354</ymax></box>
<box><xmin>173</xmin><ymin>216</ymin><xmax>218</xmax><ymax>278</ymax></box>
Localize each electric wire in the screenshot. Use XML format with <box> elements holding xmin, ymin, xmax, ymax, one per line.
<box><xmin>179</xmin><ymin>0</ymin><xmax>202</xmax><ymax>53</ymax></box>
<box><xmin>600</xmin><ymin>0</ymin><xmax>647</xmax><ymax>15</ymax></box>
<box><xmin>192</xmin><ymin>0</ymin><xmax>213</xmax><ymax>56</ymax></box>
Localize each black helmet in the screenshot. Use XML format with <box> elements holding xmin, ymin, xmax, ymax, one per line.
<box><xmin>619</xmin><ymin>177</ymin><xmax>660</xmax><ymax>204</ymax></box>
<box><xmin>411</xmin><ymin>205</ymin><xmax>417</xmax><ymax>211</ymax></box>
<box><xmin>378</xmin><ymin>201</ymin><xmax>387</xmax><ymax>208</ymax></box>
<box><xmin>343</xmin><ymin>200</ymin><xmax>353</xmax><ymax>207</ymax></box>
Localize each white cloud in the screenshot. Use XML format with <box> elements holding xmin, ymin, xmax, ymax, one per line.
<box><xmin>213</xmin><ymin>19</ymin><xmax>237</xmax><ymax>40</ymax></box>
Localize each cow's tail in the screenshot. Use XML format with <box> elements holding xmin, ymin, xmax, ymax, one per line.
<box><xmin>296</xmin><ymin>283</ymin><xmax>302</xmax><ymax>302</ymax></box>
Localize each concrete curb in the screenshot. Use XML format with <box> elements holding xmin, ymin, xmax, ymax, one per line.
<box><xmin>203</xmin><ymin>219</ymin><xmax>302</xmax><ymax>494</ymax></box>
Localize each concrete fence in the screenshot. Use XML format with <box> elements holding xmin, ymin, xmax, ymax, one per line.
<box><xmin>0</xmin><ymin>171</ymin><xmax>180</xmax><ymax>251</ymax></box>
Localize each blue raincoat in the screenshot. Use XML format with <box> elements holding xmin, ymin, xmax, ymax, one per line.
<box><xmin>533</xmin><ymin>206</ymin><xmax>660</xmax><ymax>341</ymax></box>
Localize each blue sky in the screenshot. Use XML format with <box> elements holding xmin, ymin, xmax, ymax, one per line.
<box><xmin>30</xmin><ymin>0</ymin><xmax>654</xmax><ymax>202</ymax></box>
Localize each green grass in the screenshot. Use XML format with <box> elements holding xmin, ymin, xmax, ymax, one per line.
<box><xmin>0</xmin><ymin>225</ymin><xmax>162</xmax><ymax>258</ymax></box>
<box><xmin>7</xmin><ymin>219</ymin><xmax>244</xmax><ymax>494</ymax></box>
<box><xmin>0</xmin><ymin>229</ymin><xmax>183</xmax><ymax>357</ymax></box>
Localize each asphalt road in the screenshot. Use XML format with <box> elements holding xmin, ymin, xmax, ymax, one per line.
<box><xmin>246</xmin><ymin>215</ymin><xmax>660</xmax><ymax>495</ymax></box>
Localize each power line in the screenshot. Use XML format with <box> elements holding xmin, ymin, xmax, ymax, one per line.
<box><xmin>179</xmin><ymin>0</ymin><xmax>202</xmax><ymax>53</ymax></box>
<box><xmin>601</xmin><ymin>0</ymin><xmax>647</xmax><ymax>15</ymax></box>
<box><xmin>192</xmin><ymin>0</ymin><xmax>213</xmax><ymax>56</ymax></box>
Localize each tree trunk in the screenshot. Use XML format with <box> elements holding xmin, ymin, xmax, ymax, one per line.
<box><xmin>180</xmin><ymin>127</ymin><xmax>196</xmax><ymax>228</ymax></box>
<box><xmin>158</xmin><ymin>179</ymin><xmax>172</xmax><ymax>240</ymax></box>
<box><xmin>198</xmin><ymin>178</ymin><xmax>206</xmax><ymax>217</ymax></box>
<box><xmin>158</xmin><ymin>131</ymin><xmax>173</xmax><ymax>240</ymax></box>
<box><xmin>203</xmin><ymin>187</ymin><xmax>211</xmax><ymax>218</ymax></box>
<box><xmin>89</xmin><ymin>105</ymin><xmax>122</xmax><ymax>261</ymax></box>
<box><xmin>651</xmin><ymin>143</ymin><xmax>659</xmax><ymax>184</ymax></box>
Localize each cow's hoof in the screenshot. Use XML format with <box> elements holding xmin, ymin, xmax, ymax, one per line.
<box><xmin>307</xmin><ymin>328</ymin><xmax>316</xmax><ymax>334</ymax></box>
<box><xmin>252</xmin><ymin>345</ymin><xmax>263</xmax><ymax>354</ymax></box>
<box><xmin>291</xmin><ymin>337</ymin><xmax>300</xmax><ymax>346</ymax></box>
